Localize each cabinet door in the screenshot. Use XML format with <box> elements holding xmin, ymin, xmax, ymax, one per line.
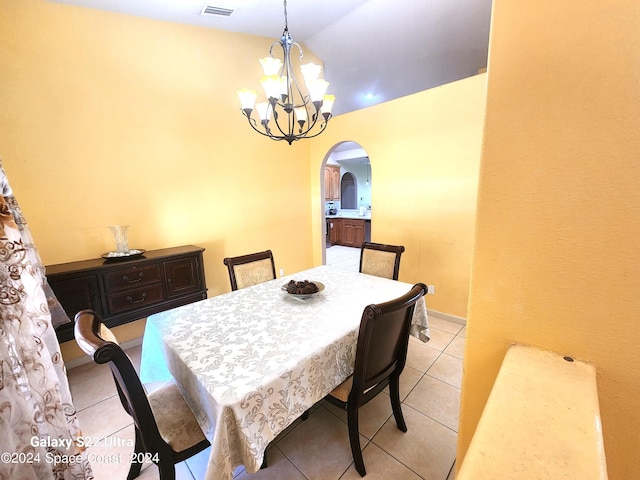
<box><xmin>343</xmin><ymin>222</ymin><xmax>355</xmax><ymax>246</ymax></box>
<box><xmin>324</xmin><ymin>167</ymin><xmax>332</xmax><ymax>200</ymax></box>
<box><xmin>164</xmin><ymin>256</ymin><xmax>203</xmax><ymax>297</ymax></box>
<box><xmin>325</xmin><ymin>165</ymin><xmax>341</xmax><ymax>201</ymax></box>
<box><xmin>330</xmin><ymin>168</ymin><xmax>341</xmax><ymax>200</ymax></box>
<box><xmin>48</xmin><ymin>275</ymin><xmax>103</xmax><ymax>320</ymax></box>
<box><xmin>354</xmin><ymin>223</ymin><xmax>365</xmax><ymax>248</ymax></box>
<box><xmin>330</xmin><ymin>219</ymin><xmax>342</xmax><ymax>245</ymax></box>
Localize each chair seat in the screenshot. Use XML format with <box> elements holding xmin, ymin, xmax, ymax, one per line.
<box><xmin>147</xmin><ymin>381</ymin><xmax>207</xmax><ymax>453</ymax></box>
<box><xmin>329</xmin><ymin>376</ymin><xmax>353</xmax><ymax>403</ymax></box>
<box><xmin>330</xmin><ymin>376</ymin><xmax>383</xmax><ymax>404</ymax></box>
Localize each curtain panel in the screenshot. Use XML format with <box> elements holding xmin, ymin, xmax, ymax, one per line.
<box><xmin>0</xmin><ymin>160</ymin><xmax>91</xmax><ymax>479</ymax></box>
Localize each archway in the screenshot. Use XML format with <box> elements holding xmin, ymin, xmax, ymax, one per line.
<box><xmin>321</xmin><ymin>141</ymin><xmax>372</xmax><ymax>265</ymax></box>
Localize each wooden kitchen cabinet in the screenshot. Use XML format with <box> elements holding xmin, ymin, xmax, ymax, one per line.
<box><xmin>342</xmin><ymin>219</ymin><xmax>365</xmax><ymax>247</ymax></box>
<box><xmin>329</xmin><ymin>218</ymin><xmax>342</xmax><ymax>245</ymax></box>
<box><xmin>330</xmin><ymin>218</ymin><xmax>368</xmax><ymax>248</ymax></box>
<box><xmin>324</xmin><ymin>165</ymin><xmax>341</xmax><ymax>200</ymax></box>
<box><xmin>47</xmin><ymin>245</ymin><xmax>207</xmax><ymax>343</ymax></box>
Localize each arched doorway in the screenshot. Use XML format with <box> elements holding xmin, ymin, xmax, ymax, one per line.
<box><xmin>321</xmin><ymin>141</ymin><xmax>372</xmax><ymax>266</ymax></box>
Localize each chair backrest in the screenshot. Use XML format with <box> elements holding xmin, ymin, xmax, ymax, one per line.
<box><xmin>359</xmin><ymin>242</ymin><xmax>405</xmax><ymax>280</ymax></box>
<box><xmin>223</xmin><ymin>249</ymin><xmax>276</xmax><ymax>291</ymax></box>
<box><xmin>349</xmin><ymin>283</ymin><xmax>427</xmax><ymax>405</ymax></box>
<box><xmin>74</xmin><ymin>309</ymin><xmax>169</xmax><ymax>454</ymax></box>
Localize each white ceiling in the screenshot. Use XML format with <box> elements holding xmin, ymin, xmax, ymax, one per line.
<box><xmin>49</xmin><ymin>0</ymin><xmax>492</xmax><ymax>116</ymax></box>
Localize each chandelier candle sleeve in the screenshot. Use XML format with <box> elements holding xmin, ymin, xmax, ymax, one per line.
<box><xmin>259</xmin><ymin>57</ymin><xmax>282</xmax><ymax>75</ymax></box>
<box><xmin>236</xmin><ymin>0</ymin><xmax>335</xmax><ymax>144</ymax></box>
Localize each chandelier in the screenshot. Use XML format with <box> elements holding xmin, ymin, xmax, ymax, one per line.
<box><xmin>237</xmin><ymin>0</ymin><xmax>335</xmax><ymax>145</ymax></box>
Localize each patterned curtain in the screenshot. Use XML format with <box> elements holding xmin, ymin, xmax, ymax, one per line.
<box><xmin>0</xmin><ymin>160</ymin><xmax>92</xmax><ymax>479</ymax></box>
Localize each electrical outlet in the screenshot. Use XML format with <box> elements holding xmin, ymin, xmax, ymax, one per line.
<box><xmin>427</xmin><ymin>285</ymin><xmax>435</xmax><ymax>295</ymax></box>
<box><xmin>280</xmin><ymin>268</ymin><xmax>285</xmax><ymax>277</ymax></box>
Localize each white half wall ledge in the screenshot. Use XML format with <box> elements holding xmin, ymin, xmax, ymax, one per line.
<box><xmin>457</xmin><ymin>344</ymin><xmax>607</xmax><ymax>480</ymax></box>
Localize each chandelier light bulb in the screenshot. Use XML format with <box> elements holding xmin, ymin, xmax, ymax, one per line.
<box><xmin>294</xmin><ymin>106</ymin><xmax>307</xmax><ymax>123</ymax></box>
<box><xmin>300</xmin><ymin>62</ymin><xmax>322</xmax><ymax>84</ymax></box>
<box><xmin>260</xmin><ymin>57</ymin><xmax>283</xmax><ymax>76</ymax></box>
<box><xmin>307</xmin><ymin>79</ymin><xmax>330</xmax><ymax>103</ymax></box>
<box><xmin>321</xmin><ymin>94</ymin><xmax>335</xmax><ymax>115</ymax></box>
<box><xmin>259</xmin><ymin>75</ymin><xmax>282</xmax><ymax>100</ymax></box>
<box><xmin>237</xmin><ymin>88</ymin><xmax>257</xmax><ymax>111</ymax></box>
<box><xmin>256</xmin><ymin>102</ymin><xmax>271</xmax><ymax>121</ymax></box>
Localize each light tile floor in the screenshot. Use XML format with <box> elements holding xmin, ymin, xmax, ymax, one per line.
<box><xmin>67</xmin><ymin>246</ymin><xmax>463</xmax><ymax>480</ymax></box>
<box><xmin>325</xmin><ymin>245</ymin><xmax>362</xmax><ymax>272</ymax></box>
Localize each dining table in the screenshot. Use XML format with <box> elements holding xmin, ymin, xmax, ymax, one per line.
<box><xmin>140</xmin><ymin>265</ymin><xmax>430</xmax><ymax>480</ymax></box>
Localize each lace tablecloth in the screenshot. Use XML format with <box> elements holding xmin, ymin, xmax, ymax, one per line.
<box><xmin>140</xmin><ymin>265</ymin><xmax>429</xmax><ymax>480</ymax></box>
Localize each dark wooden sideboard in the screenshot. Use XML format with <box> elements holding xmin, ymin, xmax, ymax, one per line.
<box><xmin>46</xmin><ymin>245</ymin><xmax>207</xmax><ymax>343</ymax></box>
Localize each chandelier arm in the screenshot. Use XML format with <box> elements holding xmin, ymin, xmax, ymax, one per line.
<box><xmin>268</xmin><ymin>37</ymin><xmax>284</xmax><ymax>58</ymax></box>
<box><xmin>282</xmin><ymin>33</ymin><xmax>296</xmax><ymax>136</ymax></box>
<box><xmin>242</xmin><ymin>110</ymin><xmax>289</xmax><ymax>141</ymax></box>
<box><xmin>263</xmin><ymin>35</ymin><xmax>297</xmax><ymax>139</ymax></box>
<box><xmin>243</xmin><ymin>107</ymin><xmax>329</xmax><ymax>143</ymax></box>
<box><xmin>292</xmin><ymin>41</ymin><xmax>304</xmax><ymax>63</ymax></box>
<box><xmin>297</xmin><ymin>118</ymin><xmax>329</xmax><ymax>139</ymax></box>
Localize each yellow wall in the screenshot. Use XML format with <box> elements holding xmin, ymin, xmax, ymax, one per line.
<box><xmin>310</xmin><ymin>75</ymin><xmax>487</xmax><ymax>317</ymax></box>
<box><xmin>0</xmin><ymin>0</ymin><xmax>485</xmax><ymax>361</ymax></box>
<box><xmin>458</xmin><ymin>1</ymin><xmax>640</xmax><ymax>478</ymax></box>
<box><xmin>0</xmin><ymin>0</ymin><xmax>319</xmax><ymax>318</ymax></box>
<box><xmin>0</xmin><ymin>0</ymin><xmax>325</xmax><ymax>360</ymax></box>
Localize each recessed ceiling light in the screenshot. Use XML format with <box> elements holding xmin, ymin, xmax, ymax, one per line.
<box><xmin>365</xmin><ymin>93</ymin><xmax>375</xmax><ymax>100</ymax></box>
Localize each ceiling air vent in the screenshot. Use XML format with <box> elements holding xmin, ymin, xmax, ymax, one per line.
<box><xmin>201</xmin><ymin>5</ymin><xmax>234</xmax><ymax>17</ymax></box>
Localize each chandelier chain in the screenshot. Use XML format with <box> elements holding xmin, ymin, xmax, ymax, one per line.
<box><xmin>283</xmin><ymin>0</ymin><xmax>288</xmax><ymax>30</ymax></box>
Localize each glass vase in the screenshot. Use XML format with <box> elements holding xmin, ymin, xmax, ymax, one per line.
<box><xmin>109</xmin><ymin>225</ymin><xmax>130</xmax><ymax>254</ymax></box>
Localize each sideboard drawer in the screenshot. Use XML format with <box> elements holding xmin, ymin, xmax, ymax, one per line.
<box><xmin>106</xmin><ymin>283</ymin><xmax>164</xmax><ymax>314</ymax></box>
<box><xmin>103</xmin><ymin>264</ymin><xmax>162</xmax><ymax>292</ymax></box>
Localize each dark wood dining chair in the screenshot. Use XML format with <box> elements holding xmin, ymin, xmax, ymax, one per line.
<box><xmin>223</xmin><ymin>249</ymin><xmax>276</xmax><ymax>291</ymax></box>
<box><xmin>359</xmin><ymin>242</ymin><xmax>406</xmax><ymax>280</ymax></box>
<box><xmin>74</xmin><ymin>310</ymin><xmax>210</xmax><ymax>480</ymax></box>
<box><xmin>326</xmin><ymin>283</ymin><xmax>427</xmax><ymax>477</ymax></box>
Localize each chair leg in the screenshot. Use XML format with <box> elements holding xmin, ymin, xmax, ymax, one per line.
<box><xmin>157</xmin><ymin>460</ymin><xmax>176</xmax><ymax>480</ymax></box>
<box><xmin>389</xmin><ymin>375</ymin><xmax>407</xmax><ymax>432</ymax></box>
<box><xmin>127</xmin><ymin>427</ymin><xmax>144</xmax><ymax>480</ymax></box>
<box><xmin>347</xmin><ymin>405</ymin><xmax>366</xmax><ymax>476</ymax></box>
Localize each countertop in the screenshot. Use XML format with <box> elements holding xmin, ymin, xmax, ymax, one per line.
<box><xmin>326</xmin><ymin>213</ymin><xmax>371</xmax><ymax>220</ymax></box>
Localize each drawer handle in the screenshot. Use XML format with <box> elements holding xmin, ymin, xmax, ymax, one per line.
<box><xmin>123</xmin><ymin>272</ymin><xmax>144</xmax><ymax>284</ymax></box>
<box><xmin>126</xmin><ymin>292</ymin><xmax>147</xmax><ymax>304</ymax></box>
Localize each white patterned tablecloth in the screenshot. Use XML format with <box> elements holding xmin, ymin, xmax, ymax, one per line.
<box><xmin>140</xmin><ymin>265</ymin><xmax>429</xmax><ymax>480</ymax></box>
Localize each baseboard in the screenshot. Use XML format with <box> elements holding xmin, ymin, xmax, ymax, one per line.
<box><xmin>428</xmin><ymin>309</ymin><xmax>466</xmax><ymax>326</ymax></box>
<box><xmin>64</xmin><ymin>336</ymin><xmax>143</xmax><ymax>370</ymax></box>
